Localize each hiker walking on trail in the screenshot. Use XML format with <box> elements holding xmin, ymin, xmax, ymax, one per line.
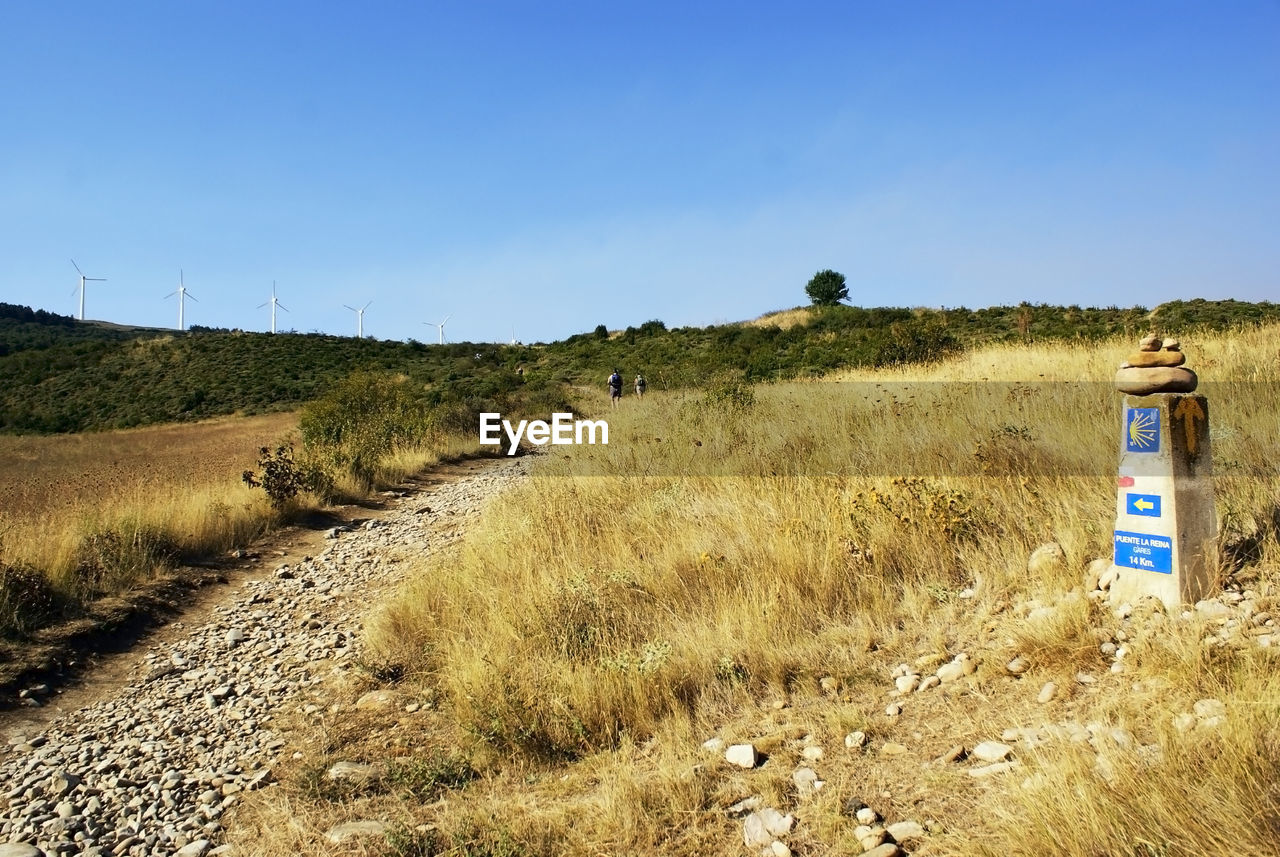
<box><xmin>634</xmin><ymin>374</ymin><xmax>646</xmax><ymax>398</ymax></box>
<box><xmin>608</xmin><ymin>369</ymin><xmax>623</xmax><ymax>407</ymax></box>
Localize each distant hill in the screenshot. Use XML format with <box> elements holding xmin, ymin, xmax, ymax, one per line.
<box><xmin>2</xmin><ymin>298</ymin><xmax>1278</xmax><ymax>434</ymax></box>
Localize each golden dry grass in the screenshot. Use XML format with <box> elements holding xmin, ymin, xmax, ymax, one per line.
<box><xmin>233</xmin><ymin>324</ymin><xmax>1280</xmax><ymax>857</ymax></box>
<box><xmin>0</xmin><ymin>414</ymin><xmax>301</xmax><ymax>586</ymax></box>
<box><xmin>742</xmin><ymin>306</ymin><xmax>815</xmax><ymax>330</ymax></box>
<box><xmin>0</xmin><ymin>411</ymin><xmax>480</xmax><ymax>637</ymax></box>
<box><xmin>0</xmin><ymin>412</ymin><xmax>299</xmax><ymax>525</ymax></box>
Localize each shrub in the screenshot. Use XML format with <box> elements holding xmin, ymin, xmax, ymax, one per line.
<box><xmin>73</xmin><ymin>524</ymin><xmax>177</xmax><ymax>596</ymax></box>
<box><xmin>241</xmin><ymin>444</ymin><xmax>328</xmax><ymax>508</ymax></box>
<box><xmin>300</xmin><ymin>372</ymin><xmax>433</xmax><ymax>489</ymax></box>
<box><xmin>0</xmin><ymin>562</ymin><xmax>61</xmax><ymax>638</ymax></box>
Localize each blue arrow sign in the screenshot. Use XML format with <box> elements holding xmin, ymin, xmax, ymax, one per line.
<box><xmin>1125</xmin><ymin>493</ymin><xmax>1162</xmax><ymax>517</ymax></box>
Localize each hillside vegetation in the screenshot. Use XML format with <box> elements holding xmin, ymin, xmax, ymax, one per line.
<box><xmin>233</xmin><ymin>324</ymin><xmax>1280</xmax><ymax>856</ymax></box>
<box><xmin>5</xmin><ymin>298</ymin><xmax>1280</xmax><ymax>434</ymax></box>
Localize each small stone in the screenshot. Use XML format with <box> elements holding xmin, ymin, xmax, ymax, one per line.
<box><xmin>858</xmin><ymin>827</ymin><xmax>888</xmax><ymax>850</ymax></box>
<box><xmin>820</xmin><ymin>676</ymin><xmax>838</xmax><ymax>693</ymax></box>
<box><xmin>1027</xmin><ymin>542</ymin><xmax>1065</xmax><ymax>575</ymax></box>
<box><xmin>1193</xmin><ymin>698</ymin><xmax>1226</xmax><ymax>720</ymax></box>
<box><xmin>1006</xmin><ymin>656</ymin><xmax>1029</xmax><ymax>675</ymax></box>
<box><xmin>761</xmin><ymin>809</ymin><xmax>794</xmax><ymax>837</ymax></box>
<box><xmin>225</xmin><ymin>629</ymin><xmax>246</xmax><ymax>645</ymax></box>
<box><xmin>727</xmin><ymin>797</ymin><xmax>762</xmax><ymax>817</ymax></box>
<box><xmin>845</xmin><ymin>731</ymin><xmax>868</xmax><ymax>749</ymax></box>
<box><xmin>326</xmin><ymin>761</ymin><xmax>381</xmax><ymax>782</ymax></box>
<box><xmin>0</xmin><ymin>846</ymin><xmax>43</xmax><ymax>857</ymax></box>
<box><xmin>1114</xmin><ymin>366</ymin><xmax>1197</xmax><ymax>395</ymax></box>
<box><xmin>1037</xmin><ymin>682</ymin><xmax>1058</xmax><ymax>704</ymax></box>
<box><xmin>969</xmin><ymin>760</ymin><xmax>1020</xmax><ymax>778</ymax></box>
<box><xmin>355</xmin><ymin>689</ymin><xmax>401</xmax><ymax>711</ymax></box>
<box><xmin>744</xmin><ymin>808</ymin><xmax>793</xmax><ymax>846</ymax></box>
<box><xmin>801</xmin><ymin>745</ymin><xmax>823</xmax><ymax>761</ymax></box>
<box><xmin>725</xmin><ymin>744</ymin><xmax>759</xmax><ymax>769</ymax></box>
<box><xmin>895</xmin><ymin>674</ymin><xmax>920</xmax><ymax>694</ymax></box>
<box><xmin>972</xmin><ymin>741</ymin><xmax>1013</xmax><ymax>762</ymax></box>
<box><xmin>46</xmin><ymin>771</ymin><xmax>80</xmax><ymax>797</ymax></box>
<box><xmin>879</xmin><ymin>742</ymin><xmax>908</xmax><ymax>756</ymax></box>
<box><xmin>701</xmin><ymin>738</ymin><xmax>725</xmax><ymax>753</ymax></box>
<box><xmin>175</xmin><ymin>841</ymin><xmax>211</xmax><ymax>857</ymax></box>
<box><xmin>855</xmin><ymin>807</ymin><xmax>879</xmax><ymax>825</ymax></box>
<box><xmin>1027</xmin><ymin>606</ymin><xmax>1057</xmax><ymax>624</ymax></box>
<box><xmin>1138</xmin><ymin>333</ymin><xmax>1162</xmax><ymax>352</ymax></box>
<box><xmin>862</xmin><ymin>845</ymin><xmax>903</xmax><ymax>857</ymax></box>
<box><xmin>1084</xmin><ymin>557</ymin><xmax>1110</xmax><ymax>591</ymax></box>
<box><xmin>792</xmin><ymin>767</ymin><xmax>822</xmax><ymax>796</ymax></box>
<box><xmin>771</xmin><ymin>842</ymin><xmax>792</xmax><ymax>857</ymax></box>
<box><xmin>1098</xmin><ymin>566</ymin><xmax>1121</xmax><ymax>591</ymax></box>
<box><xmin>937</xmin><ymin>744</ymin><xmax>967</xmax><ymax>764</ymax></box>
<box><xmin>1075</xmin><ymin>672</ymin><xmax>1097</xmax><ymax>685</ymax></box>
<box><xmin>1195</xmin><ymin>601</ymin><xmax>1232</xmax><ymax>621</ymax></box>
<box><xmin>885</xmin><ymin>703</ymin><xmax>902</xmax><ymax>717</ymax></box>
<box><xmin>324</xmin><ymin>821</ymin><xmax>387</xmax><ymax>844</ymax></box>
<box><xmin>1122</xmin><ymin>350</ymin><xmax>1185</xmax><ymax>368</ymax></box>
<box><xmin>936</xmin><ymin>654</ymin><xmax>974</xmax><ymax>683</ymax></box>
<box><xmin>743</xmin><ymin>814</ymin><xmax>771</xmax><ymax>848</ymax></box>
<box><xmin>1171</xmin><ymin>713</ymin><xmax>1197</xmax><ymax>733</ymax></box>
<box><xmin>916</xmin><ymin>675</ymin><xmax>940</xmax><ymax>692</ymax></box>
<box><xmin>886</xmin><ymin>820</ymin><xmax>925</xmax><ymax>843</ymax></box>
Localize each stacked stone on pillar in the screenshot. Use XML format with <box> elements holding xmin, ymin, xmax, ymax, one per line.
<box><xmin>1109</xmin><ymin>335</ymin><xmax>1217</xmax><ymax>610</ymax></box>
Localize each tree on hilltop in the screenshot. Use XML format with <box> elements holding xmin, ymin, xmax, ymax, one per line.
<box><xmin>805</xmin><ymin>269</ymin><xmax>849</xmax><ymax>307</ymax></box>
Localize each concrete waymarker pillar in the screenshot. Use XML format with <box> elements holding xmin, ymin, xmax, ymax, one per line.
<box><xmin>1109</xmin><ymin>392</ymin><xmax>1217</xmax><ymax>609</ymax></box>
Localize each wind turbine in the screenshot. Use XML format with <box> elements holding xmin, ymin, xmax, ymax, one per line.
<box><xmin>344</xmin><ymin>301</ymin><xmax>372</xmax><ymax>338</ymax></box>
<box><xmin>425</xmin><ymin>314</ymin><xmax>451</xmax><ymax>345</ymax></box>
<box><xmin>165</xmin><ymin>270</ymin><xmax>198</xmax><ymax>331</ymax></box>
<box><xmin>70</xmin><ymin>259</ymin><xmax>106</xmax><ymax>321</ymax></box>
<box><xmin>258</xmin><ymin>281</ymin><xmax>289</xmax><ymax>333</ymax></box>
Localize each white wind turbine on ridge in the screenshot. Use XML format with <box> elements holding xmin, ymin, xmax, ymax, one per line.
<box><xmin>70</xmin><ymin>259</ymin><xmax>106</xmax><ymax>321</ymax></box>
<box><xmin>165</xmin><ymin>270</ymin><xmax>198</xmax><ymax>331</ymax></box>
<box><xmin>344</xmin><ymin>301</ymin><xmax>372</xmax><ymax>338</ymax></box>
<box><xmin>259</xmin><ymin>281</ymin><xmax>289</xmax><ymax>333</ymax></box>
<box><xmin>425</xmin><ymin>314</ymin><xmax>451</xmax><ymax>345</ymax></box>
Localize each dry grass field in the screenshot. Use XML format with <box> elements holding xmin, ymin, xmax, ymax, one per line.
<box><xmin>0</xmin><ymin>399</ymin><xmax>485</xmax><ymax>640</ymax></box>
<box><xmin>0</xmin><ymin>412</ymin><xmax>299</xmax><ymax>526</ymax></box>
<box><xmin>743</xmin><ymin>306</ymin><xmax>815</xmax><ymax>330</ymax></box>
<box><xmin>231</xmin><ymin>324</ymin><xmax>1280</xmax><ymax>856</ymax></box>
<box><xmin>0</xmin><ymin>413</ymin><xmax>303</xmax><ymax>636</ymax></box>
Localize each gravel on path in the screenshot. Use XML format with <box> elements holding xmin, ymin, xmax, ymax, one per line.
<box><xmin>0</xmin><ymin>457</ymin><xmax>528</xmax><ymax>857</ymax></box>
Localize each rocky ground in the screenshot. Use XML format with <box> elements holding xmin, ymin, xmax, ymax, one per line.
<box><xmin>691</xmin><ymin>543</ymin><xmax>1275</xmax><ymax>857</ymax></box>
<box><xmin>0</xmin><ymin>457</ymin><xmax>528</xmax><ymax>857</ymax></box>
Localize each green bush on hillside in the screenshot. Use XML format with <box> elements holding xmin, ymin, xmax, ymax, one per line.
<box><xmin>300</xmin><ymin>372</ymin><xmax>433</xmax><ymax>490</ymax></box>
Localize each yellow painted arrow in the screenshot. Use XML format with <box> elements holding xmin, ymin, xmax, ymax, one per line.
<box><xmin>1173</xmin><ymin>397</ymin><xmax>1206</xmax><ymax>455</ymax></box>
<box><xmin>1134</xmin><ymin>498</ymin><xmax>1155</xmax><ymax>511</ymax></box>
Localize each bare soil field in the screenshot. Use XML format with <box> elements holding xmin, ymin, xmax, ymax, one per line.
<box><xmin>0</xmin><ymin>412</ymin><xmax>298</xmax><ymax>526</ymax></box>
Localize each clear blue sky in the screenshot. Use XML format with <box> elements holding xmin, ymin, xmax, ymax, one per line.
<box><xmin>2</xmin><ymin>1</ymin><xmax>1276</xmax><ymax>343</ymax></box>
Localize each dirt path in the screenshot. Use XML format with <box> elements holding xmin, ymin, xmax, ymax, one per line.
<box><xmin>0</xmin><ymin>455</ymin><xmax>519</xmax><ymax>767</ymax></box>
